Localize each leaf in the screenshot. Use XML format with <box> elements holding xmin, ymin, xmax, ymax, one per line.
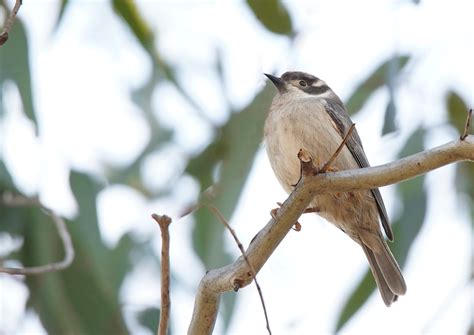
<box><xmin>111</xmin><ymin>0</ymin><xmax>154</xmax><ymax>52</ymax></box>
<box><xmin>381</xmin><ymin>56</ymin><xmax>401</xmax><ymax>135</ymax></box>
<box><xmin>0</xmin><ymin>17</ymin><xmax>37</xmax><ymax>128</ymax></box>
<box><xmin>335</xmin><ymin>128</ymin><xmax>427</xmax><ymax>331</ymax></box>
<box><xmin>188</xmin><ymin>83</ymin><xmax>274</xmax><ymax>330</ymax></box>
<box><xmin>446</xmin><ymin>91</ymin><xmax>469</xmax><ymax>135</ymax></box>
<box><xmin>446</xmin><ymin>92</ymin><xmax>473</xmax><ymax>201</ymax></box>
<box><xmin>137</xmin><ymin>307</ymin><xmax>160</xmax><ymax>334</ymax></box>
<box><xmin>190</xmin><ymin>83</ymin><xmax>274</xmax><ymax>268</ymax></box>
<box><xmin>22</xmin><ymin>171</ymin><xmax>132</xmax><ymax>334</ymax></box>
<box><xmin>246</xmin><ymin>0</ymin><xmax>293</xmax><ymax>35</ymax></box>
<box><xmin>54</xmin><ymin>0</ymin><xmax>70</xmax><ymax>31</ymax></box>
<box><xmin>346</xmin><ymin>55</ymin><xmax>410</xmax><ymax>116</ymax></box>
<box><xmin>382</xmin><ymin>97</ymin><xmax>397</xmax><ymax>135</ymax></box>
<box><xmin>0</xmin><ymin>160</ymin><xmax>14</xmax><ymax>189</ymax></box>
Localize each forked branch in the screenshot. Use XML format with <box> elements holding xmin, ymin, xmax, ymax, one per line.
<box><xmin>188</xmin><ymin>129</ymin><xmax>473</xmax><ymax>333</ymax></box>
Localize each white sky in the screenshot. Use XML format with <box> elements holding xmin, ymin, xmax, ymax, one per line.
<box><xmin>1</xmin><ymin>0</ymin><xmax>473</xmax><ymax>334</ymax></box>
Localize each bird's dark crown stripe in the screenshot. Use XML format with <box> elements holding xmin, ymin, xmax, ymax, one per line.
<box><xmin>281</xmin><ymin>71</ymin><xmax>319</xmax><ymax>85</ymax></box>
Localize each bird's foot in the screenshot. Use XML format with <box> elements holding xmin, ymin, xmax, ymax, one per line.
<box><xmin>270</xmin><ymin>202</ymin><xmax>320</xmax><ymax>232</ymax></box>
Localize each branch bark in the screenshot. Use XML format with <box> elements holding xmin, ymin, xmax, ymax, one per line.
<box><xmin>152</xmin><ymin>214</ymin><xmax>172</xmax><ymax>335</ymax></box>
<box><xmin>187</xmin><ymin>136</ymin><xmax>474</xmax><ymax>334</ymax></box>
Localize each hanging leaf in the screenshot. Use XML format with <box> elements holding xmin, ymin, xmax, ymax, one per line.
<box><xmin>189</xmin><ymin>83</ymin><xmax>274</xmax><ymax>268</ymax></box>
<box><xmin>137</xmin><ymin>307</ymin><xmax>161</xmax><ymax>334</ymax></box>
<box><xmin>188</xmin><ymin>83</ymin><xmax>274</xmax><ymax>329</ymax></box>
<box><xmin>346</xmin><ymin>55</ymin><xmax>410</xmax><ymax>116</ymax></box>
<box><xmin>112</xmin><ymin>0</ymin><xmax>202</xmax><ymax>114</ymax></box>
<box><xmin>246</xmin><ymin>0</ymin><xmax>293</xmax><ymax>35</ymax></box>
<box><xmin>381</xmin><ymin>56</ymin><xmax>401</xmax><ymax>135</ymax></box>
<box><xmin>54</xmin><ymin>0</ymin><xmax>70</xmax><ymax>31</ymax></box>
<box><xmin>0</xmin><ymin>18</ymin><xmax>37</xmax><ymax>128</ymax></box>
<box><xmin>382</xmin><ymin>97</ymin><xmax>397</xmax><ymax>135</ymax></box>
<box><xmin>20</xmin><ymin>172</ymin><xmax>135</xmax><ymax>334</ymax></box>
<box><xmin>335</xmin><ymin>128</ymin><xmax>427</xmax><ymax>331</ymax></box>
<box><xmin>446</xmin><ymin>91</ymin><xmax>474</xmax><ymax>229</ymax></box>
<box><xmin>446</xmin><ymin>91</ymin><xmax>469</xmax><ymax>134</ymax></box>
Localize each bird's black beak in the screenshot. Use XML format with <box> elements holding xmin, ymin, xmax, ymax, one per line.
<box><xmin>264</xmin><ymin>73</ymin><xmax>286</xmax><ymax>93</ymax></box>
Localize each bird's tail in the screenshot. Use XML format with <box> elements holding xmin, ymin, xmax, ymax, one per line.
<box><xmin>359</xmin><ymin>233</ymin><xmax>407</xmax><ymax>306</ymax></box>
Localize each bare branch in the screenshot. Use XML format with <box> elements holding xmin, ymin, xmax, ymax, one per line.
<box><xmin>187</xmin><ymin>136</ymin><xmax>474</xmax><ymax>334</ymax></box>
<box><xmin>0</xmin><ymin>0</ymin><xmax>22</xmax><ymax>46</ymax></box>
<box><xmin>206</xmin><ymin>205</ymin><xmax>271</xmax><ymax>335</ymax></box>
<box><xmin>152</xmin><ymin>214</ymin><xmax>172</xmax><ymax>335</ymax></box>
<box><xmin>0</xmin><ymin>192</ymin><xmax>75</xmax><ymax>275</ymax></box>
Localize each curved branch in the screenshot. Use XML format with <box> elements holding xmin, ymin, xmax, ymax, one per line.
<box><xmin>0</xmin><ymin>193</ymin><xmax>75</xmax><ymax>275</ymax></box>
<box><xmin>187</xmin><ymin>136</ymin><xmax>474</xmax><ymax>334</ymax></box>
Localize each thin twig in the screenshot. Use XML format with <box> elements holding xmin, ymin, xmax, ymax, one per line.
<box><xmin>0</xmin><ymin>192</ymin><xmax>75</xmax><ymax>275</ymax></box>
<box><xmin>461</xmin><ymin>109</ymin><xmax>472</xmax><ymax>140</ymax></box>
<box><xmin>206</xmin><ymin>204</ymin><xmax>272</xmax><ymax>335</ymax></box>
<box><xmin>152</xmin><ymin>214</ymin><xmax>172</xmax><ymax>335</ymax></box>
<box><xmin>0</xmin><ymin>0</ymin><xmax>22</xmax><ymax>46</ymax></box>
<box><xmin>320</xmin><ymin>123</ymin><xmax>356</xmax><ymax>173</ymax></box>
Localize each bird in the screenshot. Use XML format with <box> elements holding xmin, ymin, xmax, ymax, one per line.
<box><xmin>263</xmin><ymin>71</ymin><xmax>406</xmax><ymax>306</ymax></box>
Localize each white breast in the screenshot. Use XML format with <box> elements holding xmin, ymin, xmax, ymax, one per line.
<box><xmin>264</xmin><ymin>96</ymin><xmax>358</xmax><ymax>194</ymax></box>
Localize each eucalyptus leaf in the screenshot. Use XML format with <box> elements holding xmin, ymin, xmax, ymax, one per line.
<box><xmin>335</xmin><ymin>128</ymin><xmax>427</xmax><ymax>331</ymax></box>
<box><xmin>137</xmin><ymin>307</ymin><xmax>161</xmax><ymax>335</ymax></box>
<box><xmin>22</xmin><ymin>172</ymin><xmax>132</xmax><ymax>334</ymax></box>
<box><xmin>54</xmin><ymin>0</ymin><xmax>70</xmax><ymax>31</ymax></box>
<box><xmin>112</xmin><ymin>0</ymin><xmax>202</xmax><ymax>114</ymax></box>
<box><xmin>446</xmin><ymin>91</ymin><xmax>469</xmax><ymax>134</ymax></box>
<box><xmin>346</xmin><ymin>55</ymin><xmax>410</xmax><ymax>116</ymax></box>
<box><xmin>447</xmin><ymin>91</ymin><xmax>474</xmax><ymax>230</ymax></box>
<box><xmin>0</xmin><ymin>18</ymin><xmax>37</xmax><ymax>128</ymax></box>
<box><xmin>246</xmin><ymin>0</ymin><xmax>293</xmax><ymax>35</ymax></box>
<box><xmin>189</xmin><ymin>83</ymin><xmax>274</xmax><ymax>330</ymax></box>
<box><xmin>382</xmin><ymin>97</ymin><xmax>397</xmax><ymax>135</ymax></box>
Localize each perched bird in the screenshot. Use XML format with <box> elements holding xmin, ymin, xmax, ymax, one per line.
<box><xmin>264</xmin><ymin>71</ymin><xmax>406</xmax><ymax>306</ymax></box>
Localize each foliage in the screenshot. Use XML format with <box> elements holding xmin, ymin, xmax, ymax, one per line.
<box><xmin>0</xmin><ymin>0</ymin><xmax>471</xmax><ymax>333</ymax></box>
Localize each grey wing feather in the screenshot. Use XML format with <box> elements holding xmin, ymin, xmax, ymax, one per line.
<box><xmin>324</xmin><ymin>98</ymin><xmax>393</xmax><ymax>241</ymax></box>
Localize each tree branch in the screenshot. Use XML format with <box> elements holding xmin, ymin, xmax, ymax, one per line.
<box><xmin>0</xmin><ymin>193</ymin><xmax>75</xmax><ymax>275</ymax></box>
<box><xmin>0</xmin><ymin>0</ymin><xmax>22</xmax><ymax>46</ymax></box>
<box><xmin>152</xmin><ymin>214</ymin><xmax>172</xmax><ymax>335</ymax></box>
<box><xmin>187</xmin><ymin>135</ymin><xmax>473</xmax><ymax>334</ymax></box>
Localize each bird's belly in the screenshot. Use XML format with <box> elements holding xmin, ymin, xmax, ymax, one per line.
<box><xmin>264</xmin><ymin>102</ymin><xmax>378</xmax><ymax>238</ymax></box>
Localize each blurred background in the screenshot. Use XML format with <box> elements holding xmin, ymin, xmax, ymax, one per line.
<box><xmin>0</xmin><ymin>0</ymin><xmax>473</xmax><ymax>334</ymax></box>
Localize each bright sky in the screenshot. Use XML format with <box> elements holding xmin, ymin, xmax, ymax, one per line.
<box><xmin>1</xmin><ymin>0</ymin><xmax>473</xmax><ymax>334</ymax></box>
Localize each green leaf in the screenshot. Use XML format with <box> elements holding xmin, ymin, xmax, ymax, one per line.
<box><xmin>190</xmin><ymin>83</ymin><xmax>274</xmax><ymax>267</ymax></box>
<box><xmin>335</xmin><ymin>128</ymin><xmax>427</xmax><ymax>331</ymax></box>
<box><xmin>54</xmin><ymin>0</ymin><xmax>70</xmax><ymax>31</ymax></box>
<box><xmin>448</xmin><ymin>93</ymin><xmax>474</xmax><ymax>201</ymax></box>
<box><xmin>137</xmin><ymin>307</ymin><xmax>160</xmax><ymax>334</ymax></box>
<box><xmin>0</xmin><ymin>17</ymin><xmax>37</xmax><ymax>128</ymax></box>
<box><xmin>111</xmin><ymin>0</ymin><xmax>154</xmax><ymax>52</ymax></box>
<box><xmin>0</xmin><ymin>160</ymin><xmax>14</xmax><ymax>189</ymax></box>
<box><xmin>382</xmin><ymin>97</ymin><xmax>397</xmax><ymax>135</ymax></box>
<box><xmin>21</xmin><ymin>172</ymin><xmax>131</xmax><ymax>334</ymax></box>
<box><xmin>346</xmin><ymin>55</ymin><xmax>410</xmax><ymax>116</ymax></box>
<box><xmin>189</xmin><ymin>83</ymin><xmax>274</xmax><ymax>330</ymax></box>
<box><xmin>112</xmin><ymin>0</ymin><xmax>202</xmax><ymax>114</ymax></box>
<box><xmin>446</xmin><ymin>91</ymin><xmax>469</xmax><ymax>135</ymax></box>
<box><xmin>246</xmin><ymin>0</ymin><xmax>293</xmax><ymax>35</ymax></box>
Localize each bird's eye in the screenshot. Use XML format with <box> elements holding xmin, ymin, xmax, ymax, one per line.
<box><xmin>299</xmin><ymin>80</ymin><xmax>307</xmax><ymax>87</ymax></box>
